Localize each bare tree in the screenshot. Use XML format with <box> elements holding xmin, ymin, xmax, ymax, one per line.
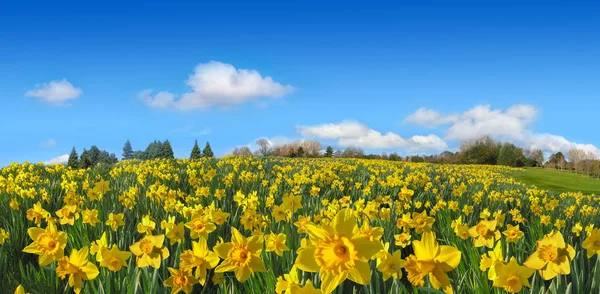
<box><xmin>255</xmin><ymin>138</ymin><xmax>271</xmax><ymax>156</ymax></box>
<box><xmin>232</xmin><ymin>146</ymin><xmax>253</xmax><ymax>157</ymax></box>
<box><xmin>568</xmin><ymin>148</ymin><xmax>587</xmax><ymax>174</ymax></box>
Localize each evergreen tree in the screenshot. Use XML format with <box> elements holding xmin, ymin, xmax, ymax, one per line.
<box><xmin>67</xmin><ymin>147</ymin><xmax>79</xmax><ymax>169</ymax></box>
<box><xmin>122</xmin><ymin>140</ymin><xmax>134</xmax><ymax>160</ymax></box>
<box><xmin>80</xmin><ymin>149</ymin><xmax>91</xmax><ymax>169</ymax></box>
<box><xmin>202</xmin><ymin>141</ymin><xmax>214</xmax><ymax>158</ymax></box>
<box><xmin>297</xmin><ymin>147</ymin><xmax>305</xmax><ymax>157</ymax></box>
<box><xmin>324</xmin><ymin>146</ymin><xmax>334</xmax><ymax>157</ymax></box>
<box><xmin>190</xmin><ymin>140</ymin><xmax>201</xmax><ymax>160</ymax></box>
<box><xmin>162</xmin><ymin>140</ymin><xmax>174</xmax><ymax>159</ymax></box>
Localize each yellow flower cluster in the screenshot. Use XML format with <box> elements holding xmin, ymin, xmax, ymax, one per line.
<box><xmin>1</xmin><ymin>157</ymin><xmax>599</xmax><ymax>294</ymax></box>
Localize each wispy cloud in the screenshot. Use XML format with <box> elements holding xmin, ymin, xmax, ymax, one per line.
<box><xmin>43</xmin><ymin>154</ymin><xmax>69</xmax><ymax>165</ymax></box>
<box><xmin>40</xmin><ymin>139</ymin><xmax>57</xmax><ymax>149</ymax></box>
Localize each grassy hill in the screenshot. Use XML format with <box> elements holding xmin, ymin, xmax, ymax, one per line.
<box><xmin>510</xmin><ymin>167</ymin><xmax>600</xmax><ymax>195</ymax></box>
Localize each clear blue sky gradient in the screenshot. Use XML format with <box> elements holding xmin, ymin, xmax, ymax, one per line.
<box><xmin>2</xmin><ymin>1</ymin><xmax>599</xmax><ymax>165</ymax></box>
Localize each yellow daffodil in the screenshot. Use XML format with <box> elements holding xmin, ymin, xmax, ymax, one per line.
<box><xmin>22</xmin><ymin>222</ymin><xmax>67</xmax><ymax>266</ymax></box>
<box><xmin>469</xmin><ymin>219</ymin><xmax>500</xmax><ymax>248</ymax></box>
<box><xmin>13</xmin><ymin>285</ymin><xmax>27</xmax><ymax>294</ymax></box>
<box><xmin>214</xmin><ymin>227</ymin><xmax>266</xmax><ymax>282</ymax></box>
<box><xmin>185</xmin><ymin>215</ymin><xmax>216</xmax><ymax>239</ymax></box>
<box><xmin>99</xmin><ymin>245</ymin><xmax>131</xmax><ymax>272</ymax></box>
<box><xmin>56</xmin><ymin>247</ymin><xmax>100</xmax><ymax>294</ymax></box>
<box><xmin>492</xmin><ymin>257</ymin><xmax>534</xmax><ymax>293</ymax></box>
<box><xmin>265</xmin><ymin>233</ymin><xmax>289</xmax><ymax>256</ymax></box>
<box><xmin>394</xmin><ymin>232</ymin><xmax>412</xmax><ymax>248</ymax></box>
<box><xmin>503</xmin><ymin>224</ymin><xmax>524</xmax><ymax>243</ymax></box>
<box><xmin>404</xmin><ymin>231</ymin><xmax>461</xmax><ymax>293</ymax></box>
<box><xmin>376</xmin><ymin>249</ymin><xmax>405</xmax><ymax>281</ymax></box>
<box><xmin>163</xmin><ymin>267</ymin><xmax>198</xmax><ymax>294</ymax></box>
<box><xmin>166</xmin><ymin>222</ymin><xmax>185</xmax><ymax>245</ymax></box>
<box><xmin>55</xmin><ymin>205</ymin><xmax>79</xmax><ymax>225</ymax></box>
<box><xmin>137</xmin><ymin>214</ymin><xmax>156</xmax><ymax>235</ymax></box>
<box><xmin>294</xmin><ymin>209</ymin><xmax>383</xmax><ymax>294</ymax></box>
<box><xmin>0</xmin><ymin>228</ymin><xmax>9</xmax><ymax>245</ymax></box>
<box><xmin>81</xmin><ymin>209</ymin><xmax>100</xmax><ymax>226</ymax></box>
<box><xmin>524</xmin><ymin>231</ymin><xmax>575</xmax><ymax>280</ymax></box>
<box><xmin>179</xmin><ymin>239</ymin><xmax>220</xmax><ymax>285</ymax></box>
<box><xmin>90</xmin><ymin>232</ymin><xmax>109</xmax><ymax>261</ymax></box>
<box><xmin>411</xmin><ymin>210</ymin><xmax>435</xmax><ymax>234</ymax></box>
<box><xmin>129</xmin><ymin>234</ymin><xmax>170</xmax><ymax>268</ymax></box>
<box><xmin>106</xmin><ymin>213</ymin><xmax>125</xmax><ymax>231</ymax></box>
<box><xmin>582</xmin><ymin>228</ymin><xmax>600</xmax><ymax>258</ymax></box>
<box><xmin>480</xmin><ymin>241</ymin><xmax>503</xmax><ymax>280</ymax></box>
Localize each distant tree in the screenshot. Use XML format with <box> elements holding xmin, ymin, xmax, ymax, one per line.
<box><xmin>460</xmin><ymin>136</ymin><xmax>500</xmax><ymax>165</ymax></box>
<box><xmin>67</xmin><ymin>147</ymin><xmax>79</xmax><ymax>169</ymax></box>
<box><xmin>342</xmin><ymin>147</ymin><xmax>364</xmax><ymax>158</ymax></box>
<box><xmin>232</xmin><ymin>146</ymin><xmax>253</xmax><ymax>156</ymax></box>
<box><xmin>381</xmin><ymin>152</ymin><xmax>388</xmax><ymax>160</ymax></box>
<box><xmin>296</xmin><ymin>147</ymin><xmax>305</xmax><ymax>157</ymax></box>
<box><xmin>568</xmin><ymin>148</ymin><xmax>588</xmax><ymax>174</ymax></box>
<box><xmin>202</xmin><ymin>141</ymin><xmax>214</xmax><ymax>158</ymax></box>
<box><xmin>133</xmin><ymin>150</ymin><xmax>146</xmax><ymax>159</ymax></box>
<box><xmin>497</xmin><ymin>143</ymin><xmax>525</xmax><ymax>167</ymax></box>
<box><xmin>256</xmin><ymin>138</ymin><xmax>271</xmax><ymax>156</ymax></box>
<box><xmin>80</xmin><ymin>149</ymin><xmax>91</xmax><ymax>168</ymax></box>
<box><xmin>388</xmin><ymin>152</ymin><xmax>401</xmax><ymax>161</ymax></box>
<box><xmin>190</xmin><ymin>140</ymin><xmax>201</xmax><ymax>160</ymax></box>
<box><xmin>524</xmin><ymin>149</ymin><xmax>544</xmax><ymax>167</ymax></box>
<box><xmin>122</xmin><ymin>140</ymin><xmax>134</xmax><ymax>160</ymax></box>
<box><xmin>410</xmin><ymin>155</ymin><xmax>425</xmax><ymax>162</ymax></box>
<box><xmin>162</xmin><ymin>140</ymin><xmax>175</xmax><ymax>159</ymax></box>
<box><xmin>324</xmin><ymin>146</ymin><xmax>334</xmax><ymax>158</ymax></box>
<box><xmin>333</xmin><ymin>150</ymin><xmax>343</xmax><ymax>158</ymax></box>
<box><xmin>88</xmin><ymin>146</ymin><xmax>101</xmax><ymax>165</ymax></box>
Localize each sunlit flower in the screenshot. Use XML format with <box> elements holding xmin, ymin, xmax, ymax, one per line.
<box><xmin>404</xmin><ymin>231</ymin><xmax>461</xmax><ymax>293</ymax></box>
<box><xmin>294</xmin><ymin>209</ymin><xmax>383</xmax><ymax>293</ymax></box>
<box><xmin>214</xmin><ymin>227</ymin><xmax>266</xmax><ymax>282</ymax></box>
<box><xmin>582</xmin><ymin>228</ymin><xmax>600</xmax><ymax>258</ymax></box>
<box><xmin>493</xmin><ymin>257</ymin><xmax>534</xmax><ymax>293</ymax></box>
<box><xmin>129</xmin><ymin>234</ymin><xmax>170</xmax><ymax>268</ymax></box>
<box><xmin>55</xmin><ymin>247</ymin><xmax>99</xmax><ymax>294</ymax></box>
<box><xmin>266</xmin><ymin>233</ymin><xmax>289</xmax><ymax>256</ymax></box>
<box><xmin>179</xmin><ymin>239</ymin><xmax>219</xmax><ymax>285</ymax></box>
<box><xmin>524</xmin><ymin>231</ymin><xmax>575</xmax><ymax>280</ymax></box>
<box><xmin>22</xmin><ymin>222</ymin><xmax>67</xmax><ymax>266</ymax></box>
<box><xmin>99</xmin><ymin>245</ymin><xmax>131</xmax><ymax>272</ymax></box>
<box><xmin>502</xmin><ymin>224</ymin><xmax>524</xmax><ymax>243</ymax></box>
<box><xmin>163</xmin><ymin>267</ymin><xmax>197</xmax><ymax>294</ymax></box>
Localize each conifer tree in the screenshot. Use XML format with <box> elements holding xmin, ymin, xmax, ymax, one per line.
<box><xmin>190</xmin><ymin>140</ymin><xmax>201</xmax><ymax>160</ymax></box>
<box><xmin>122</xmin><ymin>140</ymin><xmax>134</xmax><ymax>160</ymax></box>
<box><xmin>67</xmin><ymin>147</ymin><xmax>79</xmax><ymax>169</ymax></box>
<box><xmin>202</xmin><ymin>141</ymin><xmax>214</xmax><ymax>158</ymax></box>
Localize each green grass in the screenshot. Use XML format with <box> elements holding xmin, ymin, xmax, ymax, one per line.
<box><xmin>510</xmin><ymin>167</ymin><xmax>600</xmax><ymax>195</ymax></box>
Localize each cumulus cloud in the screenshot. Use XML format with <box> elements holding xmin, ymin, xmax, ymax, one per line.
<box><xmin>297</xmin><ymin>121</ymin><xmax>447</xmax><ymax>152</ymax></box>
<box><xmin>40</xmin><ymin>139</ymin><xmax>57</xmax><ymax>149</ymax></box>
<box><xmin>43</xmin><ymin>154</ymin><xmax>69</xmax><ymax>165</ymax></box>
<box><xmin>406</xmin><ymin>104</ymin><xmax>536</xmax><ymax>141</ymax></box>
<box><xmin>406</xmin><ymin>104</ymin><xmax>600</xmax><ymax>157</ymax></box>
<box><xmin>25</xmin><ymin>79</ymin><xmax>83</xmax><ymax>104</ymax></box>
<box><xmin>141</xmin><ymin>61</ymin><xmax>294</xmax><ymax>110</ymax></box>
<box><xmin>529</xmin><ymin>134</ymin><xmax>600</xmax><ymax>158</ymax></box>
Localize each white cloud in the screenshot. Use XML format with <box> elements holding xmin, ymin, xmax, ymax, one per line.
<box><xmin>43</xmin><ymin>154</ymin><xmax>69</xmax><ymax>165</ymax></box>
<box><xmin>296</xmin><ymin>121</ymin><xmax>447</xmax><ymax>152</ymax></box>
<box><xmin>406</xmin><ymin>104</ymin><xmax>537</xmax><ymax>141</ymax></box>
<box><xmin>141</xmin><ymin>61</ymin><xmax>294</xmax><ymax>110</ymax></box>
<box><xmin>296</xmin><ymin>121</ymin><xmax>369</xmax><ymax>139</ymax></box>
<box><xmin>25</xmin><ymin>79</ymin><xmax>83</xmax><ymax>104</ymax></box>
<box><xmin>529</xmin><ymin>134</ymin><xmax>600</xmax><ymax>158</ymax></box>
<box><xmin>40</xmin><ymin>139</ymin><xmax>57</xmax><ymax>149</ymax></box>
<box><xmin>406</xmin><ymin>104</ymin><xmax>600</xmax><ymax>157</ymax></box>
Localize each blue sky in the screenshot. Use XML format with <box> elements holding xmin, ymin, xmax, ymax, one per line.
<box><xmin>2</xmin><ymin>0</ymin><xmax>600</xmax><ymax>166</ymax></box>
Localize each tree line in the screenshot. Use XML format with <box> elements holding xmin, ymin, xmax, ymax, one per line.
<box><xmin>66</xmin><ymin>139</ymin><xmax>214</xmax><ymax>169</ymax></box>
